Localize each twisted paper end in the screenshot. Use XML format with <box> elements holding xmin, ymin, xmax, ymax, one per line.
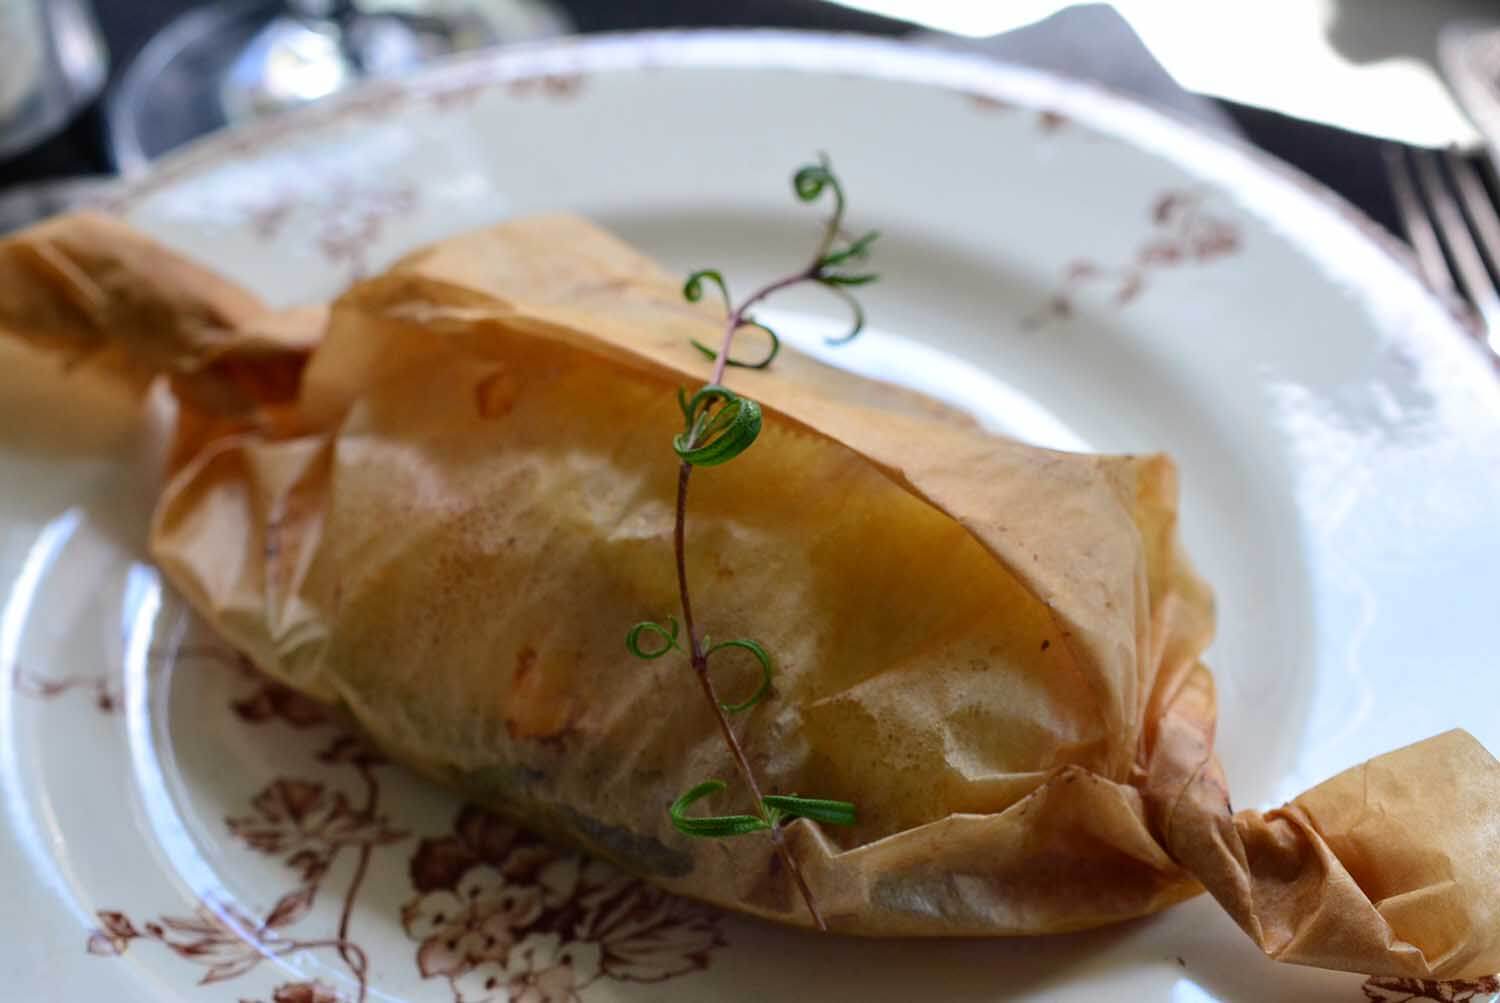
<box><xmin>1145</xmin><ymin>663</ymin><xmax>1500</xmax><ymax>979</ymax></box>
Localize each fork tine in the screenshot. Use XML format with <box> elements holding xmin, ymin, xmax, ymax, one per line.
<box><xmin>1409</xmin><ymin>145</ymin><xmax>1500</xmax><ymax>337</ymax></box>
<box><xmin>1444</xmin><ymin>148</ymin><xmax>1500</xmax><ymax>278</ymax></box>
<box><xmin>1385</xmin><ymin>144</ymin><xmax>1459</xmax><ymax>297</ymax></box>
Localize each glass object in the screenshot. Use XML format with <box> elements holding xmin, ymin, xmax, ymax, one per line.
<box><xmin>107</xmin><ymin>0</ymin><xmax>570</xmax><ymax>173</ymax></box>
<box><xmin>0</xmin><ymin>0</ymin><xmax>107</xmax><ymax>160</ymax></box>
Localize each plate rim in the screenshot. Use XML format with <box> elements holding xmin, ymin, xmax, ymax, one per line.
<box><xmin>100</xmin><ymin>27</ymin><xmax>1489</xmax><ymax>373</ymax></box>
<box><xmin>11</xmin><ymin>29</ymin><xmax>1500</xmax><ymax>1002</ymax></box>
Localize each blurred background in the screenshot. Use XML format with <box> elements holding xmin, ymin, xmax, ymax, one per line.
<box><xmin>2</xmin><ymin>0</ymin><xmax>1498</xmax><ymax>241</ymax></box>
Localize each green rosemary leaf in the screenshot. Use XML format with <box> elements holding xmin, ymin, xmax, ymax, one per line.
<box><xmin>673</xmin><ymin>385</ymin><xmax>762</xmax><ymax>466</ymax></box>
<box><xmin>792</xmin><ymin>153</ymin><xmax>846</xmax><ymax>233</ymax></box>
<box><xmin>792</xmin><ymin>159</ymin><xmax>835</xmax><ymax>203</ymax></box>
<box><xmin>705</xmin><ymin>637</ymin><xmax>773</xmax><ymax>713</ymax></box>
<box><xmin>683</xmin><ymin>269</ymin><xmax>732</xmax><ymax>311</ymax></box>
<box><xmin>670</xmin><ymin>780</ymin><xmax>772</xmax><ymax>838</ymax></box>
<box><xmin>689</xmin><ymin>318</ymin><xmax>781</xmax><ymax>370</ymax></box>
<box><xmin>625</xmin><ymin>617</ymin><xmax>681</xmax><ymax>659</ymax></box>
<box><xmin>819</xmin><ymin>230</ymin><xmax>880</xmax><ymax>269</ymax></box>
<box><xmin>736</xmin><ymin>318</ymin><xmax>781</xmax><ymax>367</ymax></box>
<box><xmin>820</xmin><ymin>272</ymin><xmax>879</xmax><ymax>287</ymax></box>
<box><xmin>762</xmin><ymin>794</ymin><xmax>858</xmax><ymax>827</ymax></box>
<box><xmin>822</xmin><ymin>284</ymin><xmax>866</xmax><ymax>346</ymax></box>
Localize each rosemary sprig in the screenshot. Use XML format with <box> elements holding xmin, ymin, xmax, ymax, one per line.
<box><xmin>627</xmin><ymin>155</ymin><xmax>877</xmax><ymax>930</ymax></box>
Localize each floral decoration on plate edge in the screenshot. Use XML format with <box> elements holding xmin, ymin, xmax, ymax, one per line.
<box><xmin>83</xmin><ymin>646</ymin><xmax>725</xmax><ymax>1002</ymax></box>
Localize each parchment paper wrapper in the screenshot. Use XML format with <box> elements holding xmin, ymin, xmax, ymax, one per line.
<box><xmin>4</xmin><ymin>212</ymin><xmax>1498</xmax><ymax>979</ymax></box>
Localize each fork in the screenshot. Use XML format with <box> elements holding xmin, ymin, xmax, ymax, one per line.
<box><xmin>1384</xmin><ymin>143</ymin><xmax>1500</xmax><ymax>353</ymax></box>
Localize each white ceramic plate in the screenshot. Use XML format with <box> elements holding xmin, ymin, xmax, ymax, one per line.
<box><xmin>4</xmin><ymin>31</ymin><xmax>1499</xmax><ymax>1003</ymax></box>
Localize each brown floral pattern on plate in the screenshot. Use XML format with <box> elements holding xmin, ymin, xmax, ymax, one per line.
<box><xmin>85</xmin><ymin>644</ymin><xmax>725</xmax><ymax>1002</ymax></box>
<box><xmin>252</xmin><ymin>981</ymin><xmax>345</xmax><ymax>1003</ymax></box>
<box><xmin>239</xmin><ymin>179</ymin><xmax>420</xmax><ymax>280</ymax></box>
<box><xmin>504</xmin><ymin>73</ymin><xmax>585</xmax><ymax>100</ymax></box>
<box><xmin>1038</xmin><ymin>109</ymin><xmax>1069</xmax><ymax>132</ymax></box>
<box><xmin>425</xmin><ymin>68</ymin><xmax>586</xmax><ymax>112</ymax></box>
<box><xmin>13</xmin><ymin>665</ymin><xmax>117</xmax><ymax>711</ymax></box>
<box><xmin>404</xmin><ymin>806</ymin><xmax>722</xmax><ymax>1002</ymax></box>
<box><xmin>89</xmin><ymin>735</ymin><xmax>402</xmax><ymax>998</ymax></box>
<box><xmin>1362</xmin><ymin>976</ymin><xmax>1500</xmax><ymax>1002</ymax></box>
<box><xmin>965</xmin><ymin>92</ymin><xmax>1013</xmax><ymax>113</ymax></box>
<box><xmin>1026</xmin><ymin>187</ymin><xmax>1242</xmax><ymax>328</ymax></box>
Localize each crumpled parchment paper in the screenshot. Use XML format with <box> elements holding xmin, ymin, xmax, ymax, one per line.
<box><xmin>3</xmin><ymin>212</ymin><xmax>1497</xmax><ymax>979</ymax></box>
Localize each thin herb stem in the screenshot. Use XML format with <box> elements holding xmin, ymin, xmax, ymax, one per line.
<box><xmin>672</xmin><ymin>461</ymin><xmax>701</xmax><ymax>646</ymax></box>
<box><xmin>672</xmin><ymin>457</ymin><xmax>827</xmax><ymax>930</ymax></box>
<box><xmin>690</xmin><ymin>621</ymin><xmax>825</xmax><ymax>931</ymax></box>
<box><xmin>709</xmin><ymin>270</ymin><xmax>814</xmax><ymax>386</ymax></box>
<box><xmin>810</xmin><ymin>209</ymin><xmax>843</xmax><ymax>268</ymax></box>
<box><xmin>657</xmin><ymin>157</ymin><xmax>873</xmax><ymax>932</ymax></box>
<box><xmin>702</xmin><ymin>187</ymin><xmax>859</xmax><ymax>379</ymax></box>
